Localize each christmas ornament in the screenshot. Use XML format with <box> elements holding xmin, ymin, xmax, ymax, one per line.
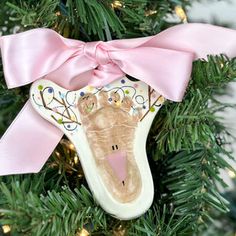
<box><xmin>1</xmin><ymin>23</ymin><xmax>236</xmax><ymax>219</ymax></box>
<box><xmin>30</xmin><ymin>77</ymin><xmax>164</xmax><ymax>219</ymax></box>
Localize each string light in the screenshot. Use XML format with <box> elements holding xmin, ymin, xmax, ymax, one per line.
<box><xmin>55</xmin><ymin>11</ymin><xmax>61</xmax><ymax>16</ymax></box>
<box><xmin>55</xmin><ymin>151</ymin><xmax>60</xmax><ymax>157</ymax></box>
<box><xmin>175</xmin><ymin>6</ymin><xmax>187</xmax><ymax>23</ymax></box>
<box><xmin>145</xmin><ymin>10</ymin><xmax>157</xmax><ymax>16</ymax></box>
<box><xmin>2</xmin><ymin>225</ymin><xmax>11</xmax><ymax>234</ymax></box>
<box><xmin>60</xmin><ymin>139</ymin><xmax>76</xmax><ymax>151</ymax></box>
<box><xmin>113</xmin><ymin>225</ymin><xmax>126</xmax><ymax>236</ymax></box>
<box><xmin>69</xmin><ymin>143</ymin><xmax>75</xmax><ymax>151</ymax></box>
<box><xmin>111</xmin><ymin>1</ymin><xmax>123</xmax><ymax>9</ymax></box>
<box><xmin>228</xmin><ymin>170</ymin><xmax>236</xmax><ymax>178</ymax></box>
<box><xmin>77</xmin><ymin>228</ymin><xmax>89</xmax><ymax>236</ymax></box>
<box><xmin>74</xmin><ymin>155</ymin><xmax>79</xmax><ymax>164</ymax></box>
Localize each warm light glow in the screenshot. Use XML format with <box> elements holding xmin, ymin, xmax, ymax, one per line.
<box><xmin>69</xmin><ymin>143</ymin><xmax>75</xmax><ymax>150</ymax></box>
<box><xmin>55</xmin><ymin>151</ymin><xmax>60</xmax><ymax>157</ymax></box>
<box><xmin>74</xmin><ymin>155</ymin><xmax>79</xmax><ymax>164</ymax></box>
<box><xmin>228</xmin><ymin>170</ymin><xmax>236</xmax><ymax>178</ymax></box>
<box><xmin>113</xmin><ymin>225</ymin><xmax>126</xmax><ymax>236</ymax></box>
<box><xmin>145</xmin><ymin>10</ymin><xmax>157</xmax><ymax>16</ymax></box>
<box><xmin>111</xmin><ymin>1</ymin><xmax>123</xmax><ymax>8</ymax></box>
<box><xmin>55</xmin><ymin>11</ymin><xmax>61</xmax><ymax>16</ymax></box>
<box><xmin>175</xmin><ymin>6</ymin><xmax>187</xmax><ymax>23</ymax></box>
<box><xmin>2</xmin><ymin>225</ymin><xmax>11</xmax><ymax>233</ymax></box>
<box><xmin>78</xmin><ymin>228</ymin><xmax>89</xmax><ymax>236</ymax></box>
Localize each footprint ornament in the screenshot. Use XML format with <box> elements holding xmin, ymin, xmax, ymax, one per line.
<box><xmin>30</xmin><ymin>77</ymin><xmax>164</xmax><ymax>220</ymax></box>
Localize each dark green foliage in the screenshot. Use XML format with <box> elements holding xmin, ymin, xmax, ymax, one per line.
<box><xmin>6</xmin><ymin>0</ymin><xmax>59</xmax><ymax>28</ymax></box>
<box><xmin>0</xmin><ymin>179</ymin><xmax>106</xmax><ymax>236</ymax></box>
<box><xmin>4</xmin><ymin>0</ymin><xmax>191</xmax><ymax>40</ymax></box>
<box><xmin>154</xmin><ymin>56</ymin><xmax>236</xmax><ymax>155</ymax></box>
<box><xmin>148</xmin><ymin>55</ymin><xmax>236</xmax><ymax>234</ymax></box>
<box><xmin>0</xmin><ymin>0</ymin><xmax>236</xmax><ymax>235</ymax></box>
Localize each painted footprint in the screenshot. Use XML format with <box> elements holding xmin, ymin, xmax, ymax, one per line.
<box><xmin>77</xmin><ymin>90</ymin><xmax>143</xmax><ymax>203</ymax></box>
<box><xmin>30</xmin><ymin>77</ymin><xmax>164</xmax><ymax>219</ymax></box>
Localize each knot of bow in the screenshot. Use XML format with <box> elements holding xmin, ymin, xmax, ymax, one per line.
<box><xmin>83</xmin><ymin>41</ymin><xmax>111</xmax><ymax>65</ymax></box>
<box><xmin>82</xmin><ymin>41</ymin><xmax>125</xmax><ymax>87</ymax></box>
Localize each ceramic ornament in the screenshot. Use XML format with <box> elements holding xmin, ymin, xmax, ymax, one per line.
<box><xmin>30</xmin><ymin>77</ymin><xmax>164</xmax><ymax>220</ymax></box>
<box><xmin>2</xmin><ymin>24</ymin><xmax>236</xmax><ymax>220</ymax></box>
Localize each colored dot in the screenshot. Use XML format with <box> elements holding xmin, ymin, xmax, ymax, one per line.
<box><xmin>48</xmin><ymin>88</ymin><xmax>53</xmax><ymax>93</ymax></box>
<box><xmin>38</xmin><ymin>85</ymin><xmax>43</xmax><ymax>91</ymax></box>
<box><xmin>150</xmin><ymin>107</ymin><xmax>155</xmax><ymax>112</ymax></box>
<box><xmin>57</xmin><ymin>118</ymin><xmax>63</xmax><ymax>124</ymax></box>
<box><xmin>125</xmin><ymin>90</ymin><xmax>129</xmax><ymax>94</ymax></box>
<box><xmin>143</xmin><ymin>105</ymin><xmax>146</xmax><ymax>109</ymax></box>
<box><xmin>134</xmin><ymin>84</ymin><xmax>139</xmax><ymax>88</ymax></box>
<box><xmin>121</xmin><ymin>79</ymin><xmax>126</xmax><ymax>84</ymax></box>
<box><xmin>80</xmin><ymin>92</ymin><xmax>85</xmax><ymax>96</ymax></box>
<box><xmin>67</xmin><ymin>124</ymin><xmax>71</xmax><ymax>128</ymax></box>
<box><xmin>108</xmin><ymin>97</ymin><xmax>112</xmax><ymax>102</ymax></box>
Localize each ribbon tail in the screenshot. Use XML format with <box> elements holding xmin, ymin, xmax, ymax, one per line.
<box><xmin>0</xmin><ymin>101</ymin><xmax>63</xmax><ymax>176</ymax></box>
<box><xmin>144</xmin><ymin>23</ymin><xmax>236</xmax><ymax>59</ymax></box>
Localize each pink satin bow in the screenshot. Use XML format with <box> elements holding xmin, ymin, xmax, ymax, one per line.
<box><xmin>1</xmin><ymin>23</ymin><xmax>236</xmax><ymax>175</ymax></box>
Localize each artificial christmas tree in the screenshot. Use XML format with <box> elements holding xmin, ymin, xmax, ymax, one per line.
<box><xmin>0</xmin><ymin>1</ymin><xmax>236</xmax><ymax>235</ymax></box>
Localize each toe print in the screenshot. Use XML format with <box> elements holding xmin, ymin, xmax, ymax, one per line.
<box><xmin>98</xmin><ymin>91</ymin><xmax>110</xmax><ymax>107</ymax></box>
<box><xmin>121</xmin><ymin>96</ymin><xmax>133</xmax><ymax>112</ymax></box>
<box><xmin>77</xmin><ymin>93</ymin><xmax>97</xmax><ymax>116</ymax></box>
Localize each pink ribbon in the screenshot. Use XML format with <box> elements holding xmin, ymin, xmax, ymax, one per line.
<box><xmin>1</xmin><ymin>23</ymin><xmax>236</xmax><ymax>175</ymax></box>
